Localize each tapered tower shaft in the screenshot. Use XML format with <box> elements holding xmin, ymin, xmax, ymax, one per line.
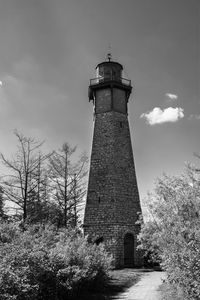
<box><xmin>84</xmin><ymin>58</ymin><xmax>143</xmax><ymax>267</ymax></box>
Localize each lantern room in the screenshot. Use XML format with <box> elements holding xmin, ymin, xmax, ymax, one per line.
<box><xmin>88</xmin><ymin>55</ymin><xmax>132</xmax><ymax>103</ymax></box>
<box><xmin>96</xmin><ymin>61</ymin><xmax>123</xmax><ymax>83</ymax></box>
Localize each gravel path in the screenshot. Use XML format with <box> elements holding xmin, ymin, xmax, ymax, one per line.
<box><xmin>112</xmin><ymin>271</ymin><xmax>166</xmax><ymax>300</ymax></box>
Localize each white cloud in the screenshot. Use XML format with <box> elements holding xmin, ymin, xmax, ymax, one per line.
<box><xmin>140</xmin><ymin>107</ymin><xmax>184</xmax><ymax>125</ymax></box>
<box><xmin>165</xmin><ymin>93</ymin><xmax>178</xmax><ymax>100</ymax></box>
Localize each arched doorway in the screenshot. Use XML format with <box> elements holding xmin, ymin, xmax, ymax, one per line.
<box><xmin>124</xmin><ymin>233</ymin><xmax>134</xmax><ymax>267</ymax></box>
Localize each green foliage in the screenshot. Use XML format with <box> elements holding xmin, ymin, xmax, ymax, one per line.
<box><xmin>159</xmin><ymin>282</ymin><xmax>185</xmax><ymax>300</ymax></box>
<box><xmin>138</xmin><ymin>166</ymin><xmax>200</xmax><ymax>300</ymax></box>
<box><xmin>0</xmin><ymin>222</ymin><xmax>112</xmax><ymax>300</ymax></box>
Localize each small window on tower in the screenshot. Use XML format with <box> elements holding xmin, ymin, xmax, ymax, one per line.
<box><xmin>120</xmin><ymin>121</ymin><xmax>123</xmax><ymax>128</ymax></box>
<box><xmin>95</xmin><ymin>237</ymin><xmax>104</xmax><ymax>245</ymax></box>
<box><xmin>98</xmin><ymin>196</ymin><xmax>101</xmax><ymax>203</ymax></box>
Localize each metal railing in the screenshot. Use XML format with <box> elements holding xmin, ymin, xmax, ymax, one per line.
<box><xmin>90</xmin><ymin>76</ymin><xmax>131</xmax><ymax>86</ymax></box>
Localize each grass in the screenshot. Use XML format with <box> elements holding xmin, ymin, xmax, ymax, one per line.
<box><xmin>107</xmin><ymin>268</ymin><xmax>142</xmax><ymax>291</ymax></box>
<box><xmin>159</xmin><ymin>282</ymin><xmax>185</xmax><ymax>300</ymax></box>
<box><xmin>73</xmin><ymin>268</ymin><xmax>141</xmax><ymax>300</ymax></box>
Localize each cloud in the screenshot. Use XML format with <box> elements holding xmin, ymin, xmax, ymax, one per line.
<box><xmin>0</xmin><ymin>81</ymin><xmax>2</xmax><ymax>86</ymax></box>
<box><xmin>165</xmin><ymin>93</ymin><xmax>178</xmax><ymax>100</ymax></box>
<box><xmin>140</xmin><ymin>107</ymin><xmax>184</xmax><ymax>125</ymax></box>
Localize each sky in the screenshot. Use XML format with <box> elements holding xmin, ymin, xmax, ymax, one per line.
<box><xmin>0</xmin><ymin>0</ymin><xmax>199</xmax><ymax>203</ymax></box>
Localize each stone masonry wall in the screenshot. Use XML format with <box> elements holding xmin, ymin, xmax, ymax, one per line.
<box><xmin>84</xmin><ymin>86</ymin><xmax>143</xmax><ymax>267</ymax></box>
<box><xmin>84</xmin><ymin>111</ymin><xmax>141</xmax><ymax>225</ymax></box>
<box><xmin>84</xmin><ymin>223</ymin><xmax>143</xmax><ymax>267</ymax></box>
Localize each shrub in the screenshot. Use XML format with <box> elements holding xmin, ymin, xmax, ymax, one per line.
<box><xmin>138</xmin><ymin>168</ymin><xmax>200</xmax><ymax>300</ymax></box>
<box><xmin>0</xmin><ymin>222</ymin><xmax>112</xmax><ymax>300</ymax></box>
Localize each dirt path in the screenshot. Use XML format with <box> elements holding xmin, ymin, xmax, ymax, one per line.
<box><xmin>112</xmin><ymin>271</ymin><xmax>166</xmax><ymax>300</ymax></box>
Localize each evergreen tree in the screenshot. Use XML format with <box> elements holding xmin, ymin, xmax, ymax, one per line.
<box><xmin>0</xmin><ymin>186</ymin><xmax>5</xmax><ymax>219</ymax></box>
<box><xmin>1</xmin><ymin>131</ymin><xmax>50</xmax><ymax>222</ymax></box>
<box><xmin>49</xmin><ymin>143</ymin><xmax>88</xmax><ymax>227</ymax></box>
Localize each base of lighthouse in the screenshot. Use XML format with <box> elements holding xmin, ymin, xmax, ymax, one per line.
<box><xmin>84</xmin><ymin>224</ymin><xmax>143</xmax><ymax>268</ymax></box>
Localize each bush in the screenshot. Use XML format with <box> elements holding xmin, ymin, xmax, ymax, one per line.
<box><xmin>0</xmin><ymin>223</ymin><xmax>112</xmax><ymax>300</ymax></box>
<box><xmin>138</xmin><ymin>168</ymin><xmax>200</xmax><ymax>300</ymax></box>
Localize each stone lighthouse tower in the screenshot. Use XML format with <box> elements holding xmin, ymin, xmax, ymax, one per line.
<box><xmin>84</xmin><ymin>54</ymin><xmax>143</xmax><ymax>267</ymax></box>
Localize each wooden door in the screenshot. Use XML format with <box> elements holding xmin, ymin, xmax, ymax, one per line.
<box><xmin>124</xmin><ymin>233</ymin><xmax>134</xmax><ymax>267</ymax></box>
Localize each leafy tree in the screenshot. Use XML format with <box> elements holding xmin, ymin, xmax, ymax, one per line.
<box><xmin>138</xmin><ymin>163</ymin><xmax>200</xmax><ymax>299</ymax></box>
<box><xmin>49</xmin><ymin>143</ymin><xmax>88</xmax><ymax>228</ymax></box>
<box><xmin>0</xmin><ymin>131</ymin><xmax>50</xmax><ymax>222</ymax></box>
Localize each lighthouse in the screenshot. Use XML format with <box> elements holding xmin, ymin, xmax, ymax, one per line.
<box><xmin>84</xmin><ymin>54</ymin><xmax>143</xmax><ymax>267</ymax></box>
